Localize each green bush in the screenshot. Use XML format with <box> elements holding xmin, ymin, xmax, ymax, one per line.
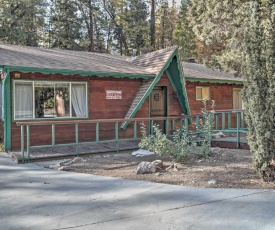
<box><xmin>138</xmin><ymin>100</ymin><xmax>215</xmax><ymax>161</ymax></box>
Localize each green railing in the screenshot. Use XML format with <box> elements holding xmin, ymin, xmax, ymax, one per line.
<box><xmin>16</xmin><ymin>117</ymin><xmax>182</xmax><ymax>161</ymax></box>
<box><xmin>16</xmin><ymin>110</ymin><xmax>247</xmax><ymax>161</ymax></box>
<box><xmin>183</xmin><ymin>110</ymin><xmax>247</xmax><ymax>148</ymax></box>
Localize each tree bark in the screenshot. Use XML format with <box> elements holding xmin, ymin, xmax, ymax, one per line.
<box><xmin>88</xmin><ymin>0</ymin><xmax>94</xmax><ymax>52</ymax></box>
<box><xmin>150</xmin><ymin>0</ymin><xmax>155</xmax><ymax>50</ymax></box>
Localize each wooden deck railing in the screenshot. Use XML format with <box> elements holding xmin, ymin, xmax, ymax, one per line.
<box><xmin>16</xmin><ymin>110</ymin><xmax>247</xmax><ymax>161</ymax></box>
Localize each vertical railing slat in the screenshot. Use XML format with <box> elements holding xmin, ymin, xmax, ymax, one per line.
<box><xmin>134</xmin><ymin>121</ymin><xmax>137</xmax><ymax>140</ymax></box>
<box><xmin>172</xmin><ymin>119</ymin><xmax>175</xmax><ymax>133</ymax></box>
<box><xmin>115</xmin><ymin>122</ymin><xmax>119</xmax><ymax>152</ymax></box>
<box><xmin>215</xmin><ymin>114</ymin><xmax>219</xmax><ymax>130</ymax></box>
<box><xmin>96</xmin><ymin>122</ymin><xmax>99</xmax><ymax>142</ymax></box>
<box><xmin>184</xmin><ymin>118</ymin><xmax>188</xmax><ymax>134</ymax></box>
<box><xmin>52</xmin><ymin>124</ymin><xmax>55</xmax><ymax>146</ymax></box>
<box><xmin>196</xmin><ymin>115</ymin><xmax>200</xmax><ymax>133</ymax></box>
<box><xmin>222</xmin><ymin>113</ymin><xmax>225</xmax><ymax>130</ymax></box>
<box><xmin>237</xmin><ymin>112</ymin><xmax>240</xmax><ymax>148</ymax></box>
<box><xmin>26</xmin><ymin>125</ymin><xmax>30</xmax><ymax>161</ymax></box>
<box><xmin>75</xmin><ymin>123</ymin><xmax>79</xmax><ymax>156</ymax></box>
<box><xmin>21</xmin><ymin>125</ymin><xmax>25</xmax><ymax>160</ymax></box>
<box><xmin>228</xmin><ymin>112</ymin><xmax>232</xmax><ymax>137</ymax></box>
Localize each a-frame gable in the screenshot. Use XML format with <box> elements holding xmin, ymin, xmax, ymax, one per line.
<box><xmin>121</xmin><ymin>48</ymin><xmax>190</xmax><ymax>129</ymax></box>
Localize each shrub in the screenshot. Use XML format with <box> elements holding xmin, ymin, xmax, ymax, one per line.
<box><xmin>138</xmin><ymin>100</ymin><xmax>215</xmax><ymax>161</ymax></box>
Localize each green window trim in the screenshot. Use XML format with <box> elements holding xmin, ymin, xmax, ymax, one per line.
<box><xmin>13</xmin><ymin>80</ymin><xmax>88</xmax><ymax>121</ymax></box>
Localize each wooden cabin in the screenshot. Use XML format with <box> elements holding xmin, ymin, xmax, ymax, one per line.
<box><xmin>0</xmin><ymin>45</ymin><xmax>190</xmax><ymax>151</ymax></box>
<box><xmin>182</xmin><ymin>62</ymin><xmax>243</xmax><ymax>114</ymax></box>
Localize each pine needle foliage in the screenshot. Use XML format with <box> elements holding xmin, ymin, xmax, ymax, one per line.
<box><xmin>242</xmin><ymin>0</ymin><xmax>275</xmax><ymax>181</ymax></box>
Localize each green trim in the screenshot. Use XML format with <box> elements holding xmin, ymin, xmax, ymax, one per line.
<box><xmin>121</xmin><ymin>48</ymin><xmax>191</xmax><ymax>129</ymax></box>
<box><xmin>176</xmin><ymin>54</ymin><xmax>191</xmax><ymax>115</ymax></box>
<box><xmin>3</xmin><ymin>65</ymin><xmax>155</xmax><ymax>79</ymax></box>
<box><xmin>185</xmin><ymin>76</ymin><xmax>243</xmax><ymax>84</ymax></box>
<box><xmin>3</xmin><ymin>68</ymin><xmax>11</xmax><ymax>150</ymax></box>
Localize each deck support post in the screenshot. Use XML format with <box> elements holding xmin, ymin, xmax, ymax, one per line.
<box><xmin>96</xmin><ymin>122</ymin><xmax>99</xmax><ymax>142</ymax></box>
<box><xmin>21</xmin><ymin>125</ymin><xmax>25</xmax><ymax>160</ymax></box>
<box><xmin>75</xmin><ymin>123</ymin><xmax>79</xmax><ymax>156</ymax></box>
<box><xmin>134</xmin><ymin>121</ymin><xmax>137</xmax><ymax>140</ymax></box>
<box><xmin>52</xmin><ymin>124</ymin><xmax>55</xmax><ymax>146</ymax></box>
<box><xmin>26</xmin><ymin>125</ymin><xmax>30</xmax><ymax>161</ymax></box>
<box><xmin>115</xmin><ymin>122</ymin><xmax>119</xmax><ymax>152</ymax></box>
<box><xmin>237</xmin><ymin>112</ymin><xmax>240</xmax><ymax>148</ymax></box>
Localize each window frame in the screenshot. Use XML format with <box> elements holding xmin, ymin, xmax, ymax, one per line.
<box><xmin>233</xmin><ymin>88</ymin><xmax>243</xmax><ymax>110</ymax></box>
<box><xmin>13</xmin><ymin>80</ymin><xmax>89</xmax><ymax>121</ymax></box>
<box><xmin>195</xmin><ymin>86</ymin><xmax>210</xmax><ymax>101</ymax></box>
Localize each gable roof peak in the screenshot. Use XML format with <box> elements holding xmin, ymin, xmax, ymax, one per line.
<box><xmin>127</xmin><ymin>46</ymin><xmax>177</xmax><ymax>62</ymax></box>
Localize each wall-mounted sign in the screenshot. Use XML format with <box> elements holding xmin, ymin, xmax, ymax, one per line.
<box><xmin>106</xmin><ymin>90</ymin><xmax>122</xmax><ymax>99</ymax></box>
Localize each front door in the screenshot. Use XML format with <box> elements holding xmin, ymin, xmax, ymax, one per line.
<box><xmin>150</xmin><ymin>86</ymin><xmax>167</xmax><ymax>132</ymax></box>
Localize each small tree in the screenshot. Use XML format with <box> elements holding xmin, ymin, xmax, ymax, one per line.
<box><xmin>242</xmin><ymin>0</ymin><xmax>275</xmax><ymax>181</ymax></box>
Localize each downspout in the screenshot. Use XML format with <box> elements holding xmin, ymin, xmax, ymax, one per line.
<box><xmin>3</xmin><ymin>68</ymin><xmax>11</xmax><ymax>151</ymax></box>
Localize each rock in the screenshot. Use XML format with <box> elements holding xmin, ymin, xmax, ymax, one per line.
<box><xmin>47</xmin><ymin>164</ymin><xmax>60</xmax><ymax>170</ymax></box>
<box><xmin>208</xmin><ymin>179</ymin><xmax>217</xmax><ymax>185</ymax></box>
<box><xmin>212</xmin><ymin>132</ymin><xmax>226</xmax><ymax>139</ymax></box>
<box><xmin>132</xmin><ymin>149</ymin><xmax>155</xmax><ymax>156</ymax></box>
<box><xmin>62</xmin><ymin>157</ymin><xmax>83</xmax><ymax>166</ymax></box>
<box><xmin>152</xmin><ymin>160</ymin><xmax>163</xmax><ymax>169</ymax></box>
<box><xmin>136</xmin><ymin>161</ymin><xmax>157</xmax><ymax>174</ymax></box>
<box><xmin>58</xmin><ymin>166</ymin><xmax>70</xmax><ymax>171</ymax></box>
<box><xmin>155</xmin><ymin>172</ymin><xmax>160</xmax><ymax>176</ymax></box>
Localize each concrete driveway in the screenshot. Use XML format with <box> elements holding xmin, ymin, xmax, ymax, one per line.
<box><xmin>1</xmin><ymin>152</ymin><xmax>275</xmax><ymax>230</ymax></box>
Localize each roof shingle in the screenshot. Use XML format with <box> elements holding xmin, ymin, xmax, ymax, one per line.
<box><xmin>0</xmin><ymin>44</ymin><xmax>153</xmax><ymax>76</ymax></box>
<box><xmin>182</xmin><ymin>62</ymin><xmax>243</xmax><ymax>83</ymax></box>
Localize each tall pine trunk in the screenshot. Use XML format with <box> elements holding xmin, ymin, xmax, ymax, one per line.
<box><xmin>88</xmin><ymin>0</ymin><xmax>94</xmax><ymax>52</ymax></box>
<box><xmin>150</xmin><ymin>0</ymin><xmax>155</xmax><ymax>50</ymax></box>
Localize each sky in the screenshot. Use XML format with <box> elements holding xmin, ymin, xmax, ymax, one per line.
<box><xmin>168</xmin><ymin>0</ymin><xmax>181</xmax><ymax>6</ymax></box>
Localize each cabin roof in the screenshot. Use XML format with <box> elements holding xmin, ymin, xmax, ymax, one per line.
<box><xmin>0</xmin><ymin>44</ymin><xmax>155</xmax><ymax>77</ymax></box>
<box><xmin>182</xmin><ymin>62</ymin><xmax>243</xmax><ymax>84</ymax></box>
<box><xmin>0</xmin><ymin>44</ymin><xmax>190</xmax><ymax>127</ymax></box>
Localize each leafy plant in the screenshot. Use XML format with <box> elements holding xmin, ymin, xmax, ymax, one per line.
<box><xmin>192</xmin><ymin>99</ymin><xmax>215</xmax><ymax>156</ymax></box>
<box><xmin>139</xmin><ymin>123</ymin><xmax>172</xmax><ymax>157</ymax></box>
<box><xmin>138</xmin><ymin>100</ymin><xmax>215</xmax><ymax>162</ymax></box>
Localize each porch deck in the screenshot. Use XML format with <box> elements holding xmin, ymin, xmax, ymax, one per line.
<box><xmin>9</xmin><ymin>137</ymin><xmax>248</xmax><ymax>163</ymax></box>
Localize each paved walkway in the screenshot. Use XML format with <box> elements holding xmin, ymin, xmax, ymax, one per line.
<box><xmin>0</xmin><ymin>152</ymin><xmax>274</xmax><ymax>230</ymax></box>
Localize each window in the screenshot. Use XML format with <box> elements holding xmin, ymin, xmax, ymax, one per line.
<box><xmin>233</xmin><ymin>88</ymin><xmax>243</xmax><ymax>109</ymax></box>
<box><xmin>14</xmin><ymin>81</ymin><xmax>88</xmax><ymax>120</ymax></box>
<box><xmin>196</xmin><ymin>86</ymin><xmax>210</xmax><ymax>100</ymax></box>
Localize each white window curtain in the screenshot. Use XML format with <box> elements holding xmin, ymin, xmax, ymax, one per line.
<box><xmin>15</xmin><ymin>82</ymin><xmax>33</xmax><ymax>119</ymax></box>
<box><xmin>71</xmin><ymin>84</ymin><xmax>87</xmax><ymax>117</ymax></box>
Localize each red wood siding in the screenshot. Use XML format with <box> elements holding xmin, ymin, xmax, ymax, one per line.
<box><xmin>186</xmin><ymin>81</ymin><xmax>243</xmax><ymax>115</ymax></box>
<box><xmin>10</xmin><ymin>72</ymin><xmax>184</xmax><ymax>150</ymax></box>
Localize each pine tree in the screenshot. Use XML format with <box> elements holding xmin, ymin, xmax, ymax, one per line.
<box><xmin>49</xmin><ymin>0</ymin><xmax>82</xmax><ymax>50</ymax></box>
<box><xmin>242</xmin><ymin>0</ymin><xmax>275</xmax><ymax>181</ymax></box>
<box><xmin>174</xmin><ymin>0</ymin><xmax>197</xmax><ymax>60</ymax></box>
<box><xmin>125</xmin><ymin>0</ymin><xmax>149</xmax><ymax>54</ymax></box>
<box><xmin>0</xmin><ymin>0</ymin><xmax>47</xmax><ymax>46</ymax></box>
<box><xmin>188</xmin><ymin>0</ymin><xmax>249</xmax><ymax>72</ymax></box>
<box><xmin>155</xmin><ymin>0</ymin><xmax>176</xmax><ymax>49</ymax></box>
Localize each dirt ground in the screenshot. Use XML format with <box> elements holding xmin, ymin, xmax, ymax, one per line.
<box><xmin>58</xmin><ymin>148</ymin><xmax>275</xmax><ymax>189</ymax></box>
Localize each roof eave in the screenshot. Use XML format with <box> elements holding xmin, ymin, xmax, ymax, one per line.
<box><xmin>185</xmin><ymin>76</ymin><xmax>243</xmax><ymax>84</ymax></box>
<box><xmin>4</xmin><ymin>65</ymin><xmax>156</xmax><ymax>79</ymax></box>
